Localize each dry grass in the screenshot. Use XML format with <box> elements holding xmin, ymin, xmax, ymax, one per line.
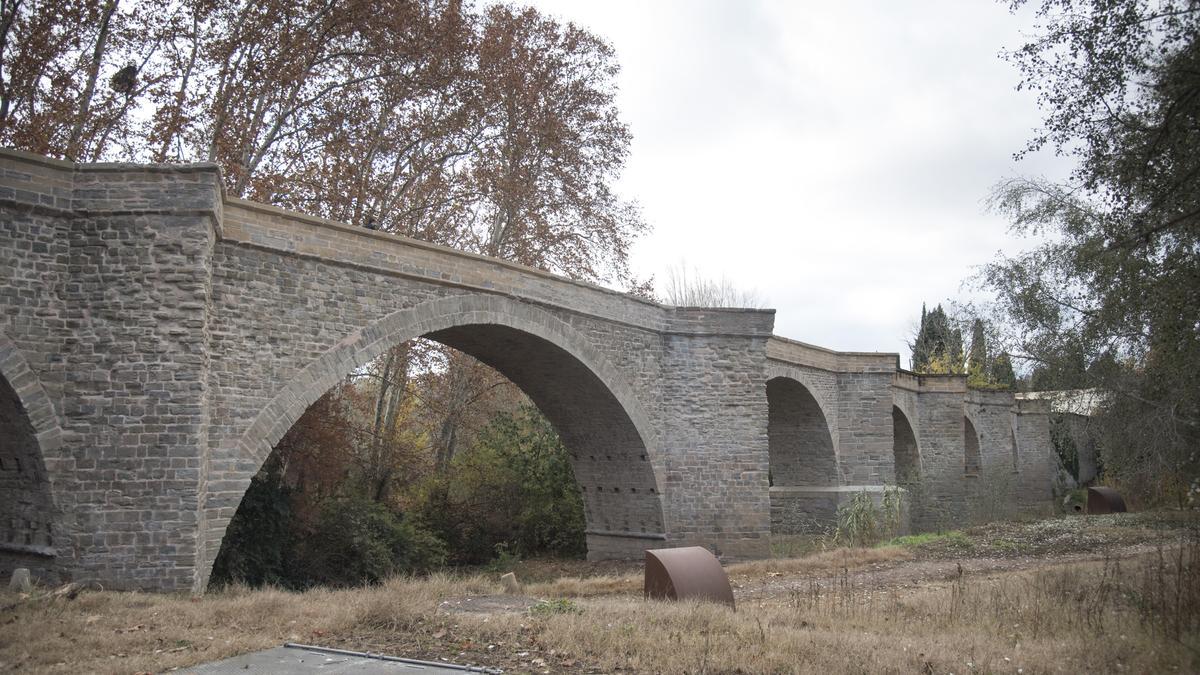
<box><xmin>524</xmin><ymin>573</ymin><xmax>639</xmax><ymax>598</ymax></box>
<box><xmin>0</xmin><ymin>573</ymin><xmax>503</xmax><ymax>674</ymax></box>
<box><xmin>520</xmin><ymin>546</ymin><xmax>911</xmax><ymax>599</ymax></box>
<box><xmin>524</xmin><ymin>551</ymin><xmax>1198</xmax><ymax>674</ymax></box>
<box><xmin>3</xmin><ymin>513</ymin><xmax>1198</xmax><ymax>674</ymax></box>
<box><xmin>726</xmin><ymin>545</ymin><xmax>912</xmax><ymax>578</ymax></box>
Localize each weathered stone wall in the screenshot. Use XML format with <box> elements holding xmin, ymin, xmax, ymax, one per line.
<box><xmin>769</xmin><ymin>488</ymin><xmax>840</xmax><ymax>534</ymax></box>
<box><xmin>1</xmin><ymin>152</ymin><xmax>220</xmax><ymax>591</ymax></box>
<box><xmin>911</xmin><ymin>379</ymin><xmax>969</xmax><ymax>529</ymax></box>
<box><xmin>965</xmin><ymin>391</ymin><xmax>1018</xmax><ymax>521</ymax></box>
<box><xmin>835</xmin><ymin>371</ymin><xmax>896</xmax><ymax>484</ymax></box>
<box><xmin>658</xmin><ymin>309</ymin><xmax>774</xmax><ymax>558</ymax></box>
<box><xmin>0</xmin><ymin>152</ymin><xmax>73</xmax><ymax>581</ymax></box>
<box><xmin>1014</xmin><ymin>398</ymin><xmax>1056</xmax><ymax>510</ymax></box>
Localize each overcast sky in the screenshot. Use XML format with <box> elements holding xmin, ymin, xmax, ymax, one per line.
<box><xmin>525</xmin><ymin>0</ymin><xmax>1071</xmax><ymax>366</ymax></box>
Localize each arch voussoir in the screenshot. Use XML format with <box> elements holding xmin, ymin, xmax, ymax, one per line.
<box><xmin>0</xmin><ymin>330</ymin><xmax>68</xmax><ymax>579</ymax></box>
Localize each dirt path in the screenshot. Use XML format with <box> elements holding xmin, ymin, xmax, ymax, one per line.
<box><xmin>736</xmin><ymin>542</ymin><xmax>1161</xmax><ymax>603</ymax></box>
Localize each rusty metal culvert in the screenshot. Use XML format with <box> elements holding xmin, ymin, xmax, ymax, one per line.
<box><xmin>644</xmin><ymin>546</ymin><xmax>735</xmax><ymax>609</ymax></box>
<box><xmin>1087</xmin><ymin>486</ymin><xmax>1128</xmax><ymax>514</ymax></box>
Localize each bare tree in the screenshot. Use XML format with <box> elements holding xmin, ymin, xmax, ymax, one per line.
<box><xmin>3</xmin><ymin>0</ymin><xmax>651</xmax><ymax>491</ymax></box>
<box><xmin>661</xmin><ymin>261</ymin><xmax>765</xmax><ymax>308</ymax></box>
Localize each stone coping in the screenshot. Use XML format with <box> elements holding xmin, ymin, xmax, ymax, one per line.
<box><xmin>769</xmin><ymin>485</ymin><xmax>906</xmax><ymax>494</ymax></box>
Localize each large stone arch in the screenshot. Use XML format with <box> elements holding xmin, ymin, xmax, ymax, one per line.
<box><xmin>0</xmin><ymin>331</ymin><xmax>66</xmax><ymax>581</ymax></box>
<box><xmin>203</xmin><ymin>294</ymin><xmax>666</xmax><ymax>587</ymax></box>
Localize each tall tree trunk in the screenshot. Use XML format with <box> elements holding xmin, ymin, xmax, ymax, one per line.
<box><xmin>66</xmin><ymin>0</ymin><xmax>118</xmax><ymax>160</ymax></box>
<box><xmin>0</xmin><ymin>0</ymin><xmax>22</xmax><ymax>125</ymax></box>
<box><xmin>154</xmin><ymin>12</ymin><xmax>199</xmax><ymax>162</ymax></box>
<box><xmin>433</xmin><ymin>354</ymin><xmax>473</xmax><ymax>472</ymax></box>
<box><xmin>369</xmin><ymin>344</ymin><xmax>410</xmax><ymax>501</ymax></box>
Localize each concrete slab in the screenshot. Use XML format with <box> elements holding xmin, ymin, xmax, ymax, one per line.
<box><xmin>183</xmin><ymin>643</ymin><xmax>499</xmax><ymax>674</ymax></box>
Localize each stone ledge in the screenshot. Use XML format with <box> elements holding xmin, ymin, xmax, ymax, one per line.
<box><xmin>584</xmin><ymin>530</ymin><xmax>668</xmax><ymax>540</ymax></box>
<box><xmin>769</xmin><ymin>485</ymin><xmax>903</xmax><ymax>494</ymax></box>
<box><xmin>0</xmin><ymin>542</ymin><xmax>56</xmax><ymax>558</ymax></box>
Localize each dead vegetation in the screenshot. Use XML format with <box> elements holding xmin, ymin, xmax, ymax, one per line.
<box><xmin>1</xmin><ymin>511</ymin><xmax>1197</xmax><ymax>674</ymax></box>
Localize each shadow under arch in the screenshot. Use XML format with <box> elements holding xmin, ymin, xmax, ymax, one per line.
<box><xmin>964</xmin><ymin>415</ymin><xmax>982</xmax><ymax>477</ymax></box>
<box><xmin>891</xmin><ymin>405</ymin><xmax>921</xmax><ymax>484</ymax></box>
<box><xmin>0</xmin><ymin>331</ymin><xmax>67</xmax><ymax>581</ymax></box>
<box><xmin>205</xmin><ymin>294</ymin><xmax>666</xmax><ymax>587</ymax></box>
<box><xmin>1008</xmin><ymin>422</ymin><xmax>1017</xmax><ymax>470</ymax></box>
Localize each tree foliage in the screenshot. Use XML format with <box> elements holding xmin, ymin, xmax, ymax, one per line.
<box><xmin>967</xmin><ymin>318</ymin><xmax>989</xmax><ymax>384</ymax></box>
<box><xmin>0</xmin><ymin>0</ymin><xmax>645</xmax><ymax>284</ymax></box>
<box><xmin>294</xmin><ymin>494</ymin><xmax>447</xmax><ymax>587</ymax></box>
<box><xmin>6</xmin><ymin>0</ymin><xmax>629</xmax><ymax>583</ymax></box>
<box><xmin>910</xmin><ymin>303</ymin><xmax>965</xmax><ymax>374</ymax></box>
<box><xmin>983</xmin><ymin>0</ymin><xmax>1199</xmax><ymax>500</ymax></box>
<box><xmin>410</xmin><ymin>404</ymin><xmax>585</xmax><ymax>565</ymax></box>
<box><xmin>911</xmin><ymin>305</ymin><xmax>1016</xmax><ymax>389</ymax></box>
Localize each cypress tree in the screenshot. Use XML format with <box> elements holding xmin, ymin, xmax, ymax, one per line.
<box><xmin>967</xmin><ymin>319</ymin><xmax>988</xmax><ymax>385</ymax></box>
<box><xmin>911</xmin><ymin>304</ymin><xmax>970</xmax><ymax>375</ymax></box>
<box><xmin>992</xmin><ymin>352</ymin><xmax>1016</xmax><ymax>389</ymax></box>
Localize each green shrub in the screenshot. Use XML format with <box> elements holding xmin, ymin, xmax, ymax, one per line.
<box><xmin>530</xmin><ymin>598</ymin><xmax>582</xmax><ymax>616</ymax></box>
<box><xmin>410</xmin><ymin>405</ymin><xmax>586</xmax><ymax>565</ymax></box>
<box><xmin>833</xmin><ymin>488</ymin><xmax>904</xmax><ymax>548</ymax></box>
<box><xmin>296</xmin><ymin>494</ymin><xmax>446</xmax><ymax>587</ymax></box>
<box><xmin>883</xmin><ymin>531</ymin><xmax>969</xmax><ymax>549</ymax></box>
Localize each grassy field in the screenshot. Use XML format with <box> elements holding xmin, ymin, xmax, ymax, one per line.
<box><xmin>2</xmin><ymin>511</ymin><xmax>1197</xmax><ymax>674</ymax></box>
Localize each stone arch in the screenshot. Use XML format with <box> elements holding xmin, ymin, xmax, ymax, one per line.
<box><xmin>0</xmin><ymin>332</ymin><xmax>66</xmax><ymax>580</ymax></box>
<box><xmin>1009</xmin><ymin>417</ymin><xmax>1020</xmax><ymax>473</ymax></box>
<box><xmin>764</xmin><ymin>363</ymin><xmax>836</xmax><ymax>426</ymax></box>
<box><xmin>891</xmin><ymin>405</ymin><xmax>921</xmax><ymax>484</ymax></box>
<box><xmin>0</xmin><ymin>333</ymin><xmax>64</xmax><ymax>461</ymax></box>
<box><xmin>963</xmin><ymin>415</ymin><xmax>982</xmax><ymax>477</ymax></box>
<box><xmin>206</xmin><ymin>294</ymin><xmax>665</xmax><ymax>586</ymax></box>
<box><xmin>765</xmin><ymin>376</ymin><xmax>838</xmax><ymax>486</ymax></box>
<box><xmin>892</xmin><ymin>393</ymin><xmax>919</xmax><ymax>440</ymax></box>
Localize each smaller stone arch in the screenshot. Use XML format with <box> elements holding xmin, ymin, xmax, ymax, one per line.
<box><xmin>891</xmin><ymin>406</ymin><xmax>921</xmax><ymax>484</ymax></box>
<box><xmin>764</xmin><ymin>363</ymin><xmax>837</xmax><ymax>429</ymax></box>
<box><xmin>963</xmin><ymin>416</ymin><xmax>982</xmax><ymax>477</ymax></box>
<box><xmin>764</xmin><ymin>373</ymin><xmax>840</xmax><ymax>535</ymax></box>
<box><xmin>1009</xmin><ymin>417</ymin><xmax>1020</xmax><ymax>474</ymax></box>
<box><xmin>765</xmin><ymin>376</ymin><xmax>839</xmax><ymax>486</ymax></box>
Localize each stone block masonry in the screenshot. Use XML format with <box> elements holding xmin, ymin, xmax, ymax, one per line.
<box><xmin>0</xmin><ymin>150</ymin><xmax>1058</xmax><ymax>592</ymax></box>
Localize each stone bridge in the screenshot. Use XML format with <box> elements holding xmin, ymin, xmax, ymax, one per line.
<box><xmin>0</xmin><ymin>150</ymin><xmax>1056</xmax><ymax>593</ymax></box>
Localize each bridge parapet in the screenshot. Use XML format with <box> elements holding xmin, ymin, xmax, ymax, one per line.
<box><xmin>222</xmin><ymin>199</ymin><xmax>670</xmax><ymax>332</ymax></box>
<box><xmin>766</xmin><ymin>335</ymin><xmax>898</xmax><ymax>373</ymax></box>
